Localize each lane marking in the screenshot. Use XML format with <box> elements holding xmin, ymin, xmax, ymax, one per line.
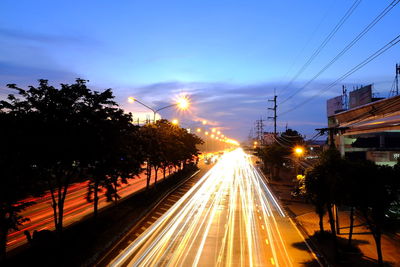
<box><xmin>265</xmin><ymin>239</ymin><xmax>269</xmax><ymax>245</ymax></box>
<box><xmin>270</xmin><ymin>258</ymin><xmax>275</xmax><ymax>265</ymax></box>
<box><xmin>261</xmin><ymin>224</ymin><xmax>265</xmax><ymax>230</ymax></box>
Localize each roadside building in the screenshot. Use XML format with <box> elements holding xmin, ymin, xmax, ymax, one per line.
<box><xmin>327</xmin><ymin>85</ymin><xmax>400</xmax><ymax>166</ymax></box>
<box><xmin>263</xmin><ymin>132</ymin><xmax>277</xmax><ymax>145</ymax></box>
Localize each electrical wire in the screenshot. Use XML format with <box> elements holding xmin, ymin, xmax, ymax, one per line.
<box><xmin>280</xmin><ymin>0</ymin><xmax>400</xmax><ymax>106</ymax></box>
<box><xmin>280</xmin><ymin>0</ymin><xmax>362</xmax><ymax>96</ymax></box>
<box><xmin>278</xmin><ymin>0</ymin><xmax>337</xmax><ymax>95</ymax></box>
<box><xmin>279</xmin><ymin>34</ymin><xmax>400</xmax><ymax>116</ymax></box>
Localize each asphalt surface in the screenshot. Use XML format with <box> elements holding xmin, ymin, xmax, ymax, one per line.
<box><xmin>96</xmin><ymin>163</ymin><xmax>212</xmax><ymax>266</ymax></box>
<box><xmin>108</xmin><ymin>149</ymin><xmax>319</xmax><ymax>266</ymax></box>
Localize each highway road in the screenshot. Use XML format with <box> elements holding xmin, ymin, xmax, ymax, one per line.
<box><xmin>7</xmin><ymin>169</ymin><xmax>167</xmax><ymax>251</ymax></box>
<box><xmin>110</xmin><ymin>148</ymin><xmax>319</xmax><ymax>266</ymax></box>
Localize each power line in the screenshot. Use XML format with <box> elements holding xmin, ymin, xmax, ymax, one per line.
<box><xmin>279</xmin><ymin>34</ymin><xmax>400</xmax><ymax>116</ymax></box>
<box><xmin>278</xmin><ymin>0</ymin><xmax>335</xmax><ymax>94</ymax></box>
<box><xmin>280</xmin><ymin>0</ymin><xmax>400</xmax><ymax>105</ymax></box>
<box><xmin>280</xmin><ymin>0</ymin><xmax>362</xmax><ymax>95</ymax></box>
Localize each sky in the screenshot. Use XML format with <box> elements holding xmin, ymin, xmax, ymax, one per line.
<box><xmin>1</xmin><ymin>0</ymin><xmax>400</xmax><ymax>141</ymax></box>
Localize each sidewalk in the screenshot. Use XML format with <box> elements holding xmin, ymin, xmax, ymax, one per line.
<box><xmin>268</xmin><ymin>170</ymin><xmax>400</xmax><ymax>266</ymax></box>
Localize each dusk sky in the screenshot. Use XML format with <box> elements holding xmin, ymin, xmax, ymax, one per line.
<box><xmin>1</xmin><ymin>0</ymin><xmax>399</xmax><ymax>141</ymax></box>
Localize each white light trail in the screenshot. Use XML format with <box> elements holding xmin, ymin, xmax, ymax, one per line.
<box><xmin>110</xmin><ymin>148</ymin><xmax>316</xmax><ymax>266</ymax></box>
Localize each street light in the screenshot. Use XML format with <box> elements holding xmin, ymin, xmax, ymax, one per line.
<box><xmin>176</xmin><ymin>96</ymin><xmax>190</xmax><ymax>110</ymax></box>
<box><xmin>294</xmin><ymin>146</ymin><xmax>304</xmax><ymax>157</ymax></box>
<box><xmin>172</xmin><ymin>119</ymin><xmax>179</xmax><ymax>125</ymax></box>
<box><xmin>293</xmin><ymin>146</ymin><xmax>305</xmax><ymax>175</ymax></box>
<box><xmin>196</xmin><ymin>128</ymin><xmax>201</xmax><ymax>133</ymax></box>
<box><xmin>127</xmin><ymin>95</ymin><xmax>190</xmax><ymax>123</ymax></box>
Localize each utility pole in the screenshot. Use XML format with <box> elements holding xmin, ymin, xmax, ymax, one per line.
<box><xmin>389</xmin><ymin>63</ymin><xmax>400</xmax><ymax>97</ymax></box>
<box><xmin>396</xmin><ymin>63</ymin><xmax>400</xmax><ymax>95</ymax></box>
<box><xmin>342</xmin><ymin>85</ymin><xmax>348</xmax><ymax>110</ymax></box>
<box><xmin>268</xmin><ymin>93</ymin><xmax>277</xmax><ymax>136</ymax></box>
<box><xmin>255</xmin><ymin>118</ymin><xmax>264</xmax><ymax>144</ymax></box>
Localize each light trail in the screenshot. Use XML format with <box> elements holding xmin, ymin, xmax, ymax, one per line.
<box><xmin>7</xmin><ymin>169</ymin><xmax>171</xmax><ymax>251</ymax></box>
<box><xmin>110</xmin><ymin>149</ymin><xmax>318</xmax><ymax>266</ymax></box>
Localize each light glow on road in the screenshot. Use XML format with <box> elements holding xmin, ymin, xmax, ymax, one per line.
<box><xmin>7</xmin><ymin>170</ymin><xmax>170</xmax><ymax>251</ymax></box>
<box><xmin>110</xmin><ymin>149</ymin><xmax>316</xmax><ymax>266</ymax></box>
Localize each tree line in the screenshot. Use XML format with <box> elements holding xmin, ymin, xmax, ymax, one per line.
<box><xmin>256</xmin><ymin>128</ymin><xmax>304</xmax><ymax>179</ymax></box>
<box><xmin>295</xmin><ymin>148</ymin><xmax>400</xmax><ymax>265</ymax></box>
<box><xmin>0</xmin><ymin>79</ymin><xmax>203</xmax><ymax>260</ymax></box>
<box><xmin>256</xmin><ymin>129</ymin><xmax>400</xmax><ymax>265</ymax></box>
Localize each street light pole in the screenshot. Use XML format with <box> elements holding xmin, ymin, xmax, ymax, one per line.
<box><xmin>128</xmin><ymin>96</ymin><xmax>189</xmax><ymax>123</ymax></box>
<box><xmin>154</xmin><ymin>104</ymin><xmax>177</xmax><ymax>123</ymax></box>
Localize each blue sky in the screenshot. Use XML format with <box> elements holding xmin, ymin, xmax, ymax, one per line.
<box><xmin>1</xmin><ymin>0</ymin><xmax>399</xmax><ymax>140</ymax></box>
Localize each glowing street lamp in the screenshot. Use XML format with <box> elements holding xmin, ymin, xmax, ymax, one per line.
<box><xmin>196</xmin><ymin>128</ymin><xmax>201</xmax><ymax>133</ymax></box>
<box><xmin>172</xmin><ymin>119</ymin><xmax>179</xmax><ymax>125</ymax></box>
<box><xmin>293</xmin><ymin>146</ymin><xmax>305</xmax><ymax>175</ymax></box>
<box><xmin>127</xmin><ymin>95</ymin><xmax>190</xmax><ymax>123</ymax></box>
<box><xmin>205</xmin><ymin>131</ymin><xmax>209</xmax><ymax>135</ymax></box>
<box><xmin>211</xmin><ymin>128</ymin><xmax>216</xmax><ymax>133</ymax></box>
<box><xmin>202</xmin><ymin>120</ymin><xmax>207</xmax><ymax>125</ymax></box>
<box><xmin>176</xmin><ymin>96</ymin><xmax>190</xmax><ymax>110</ymax></box>
<box><xmin>127</xmin><ymin>96</ymin><xmax>136</xmax><ymax>103</ymax></box>
<box><xmin>294</xmin><ymin>146</ymin><xmax>304</xmax><ymax>157</ymax></box>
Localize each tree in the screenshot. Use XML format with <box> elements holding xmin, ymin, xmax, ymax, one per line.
<box><xmin>139</xmin><ymin>119</ymin><xmax>203</xmax><ymax>190</ymax></box>
<box><xmin>341</xmin><ymin>160</ymin><xmax>372</xmax><ymax>246</ymax></box>
<box><xmin>279</xmin><ymin>128</ymin><xmax>304</xmax><ymax>147</ymax></box>
<box><xmin>296</xmin><ymin>165</ymin><xmax>328</xmax><ymax>233</ymax></box>
<box><xmin>139</xmin><ymin>123</ymin><xmax>163</xmax><ymax>190</ymax></box>
<box><xmin>257</xmin><ymin>143</ymin><xmax>290</xmax><ymax>179</ymax></box>
<box><xmin>356</xmin><ymin>163</ymin><xmax>399</xmax><ymax>265</ymax></box>
<box><xmin>0</xmin><ymin>109</ymin><xmax>39</xmax><ymax>261</ymax></box>
<box><xmin>83</xmin><ymin>90</ymin><xmax>143</xmax><ymax>218</ymax></box>
<box><xmin>257</xmin><ymin>128</ymin><xmax>304</xmax><ymax>179</ymax></box>
<box><xmin>295</xmin><ymin>148</ymin><xmax>345</xmax><ymax>260</ymax></box>
<box><xmin>1</xmin><ymin>79</ymin><xmax>132</xmax><ymax>238</ymax></box>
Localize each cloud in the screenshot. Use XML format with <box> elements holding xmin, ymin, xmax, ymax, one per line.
<box><xmin>0</xmin><ymin>61</ymin><xmax>80</xmax><ymax>87</ymax></box>
<box><xmin>115</xmin><ymin>80</ymin><xmax>335</xmax><ymax>141</ymax></box>
<box><xmin>0</xmin><ymin>27</ymin><xmax>93</xmax><ymax>45</ymax></box>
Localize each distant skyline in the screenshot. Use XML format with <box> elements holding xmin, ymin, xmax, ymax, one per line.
<box><xmin>1</xmin><ymin>0</ymin><xmax>399</xmax><ymax>140</ymax></box>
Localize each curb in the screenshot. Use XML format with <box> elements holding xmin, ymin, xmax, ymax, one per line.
<box><xmin>256</xmin><ymin>168</ymin><xmax>329</xmax><ymax>267</ymax></box>
<box><xmin>286</xmin><ymin>209</ymin><xmax>331</xmax><ymax>267</ymax></box>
